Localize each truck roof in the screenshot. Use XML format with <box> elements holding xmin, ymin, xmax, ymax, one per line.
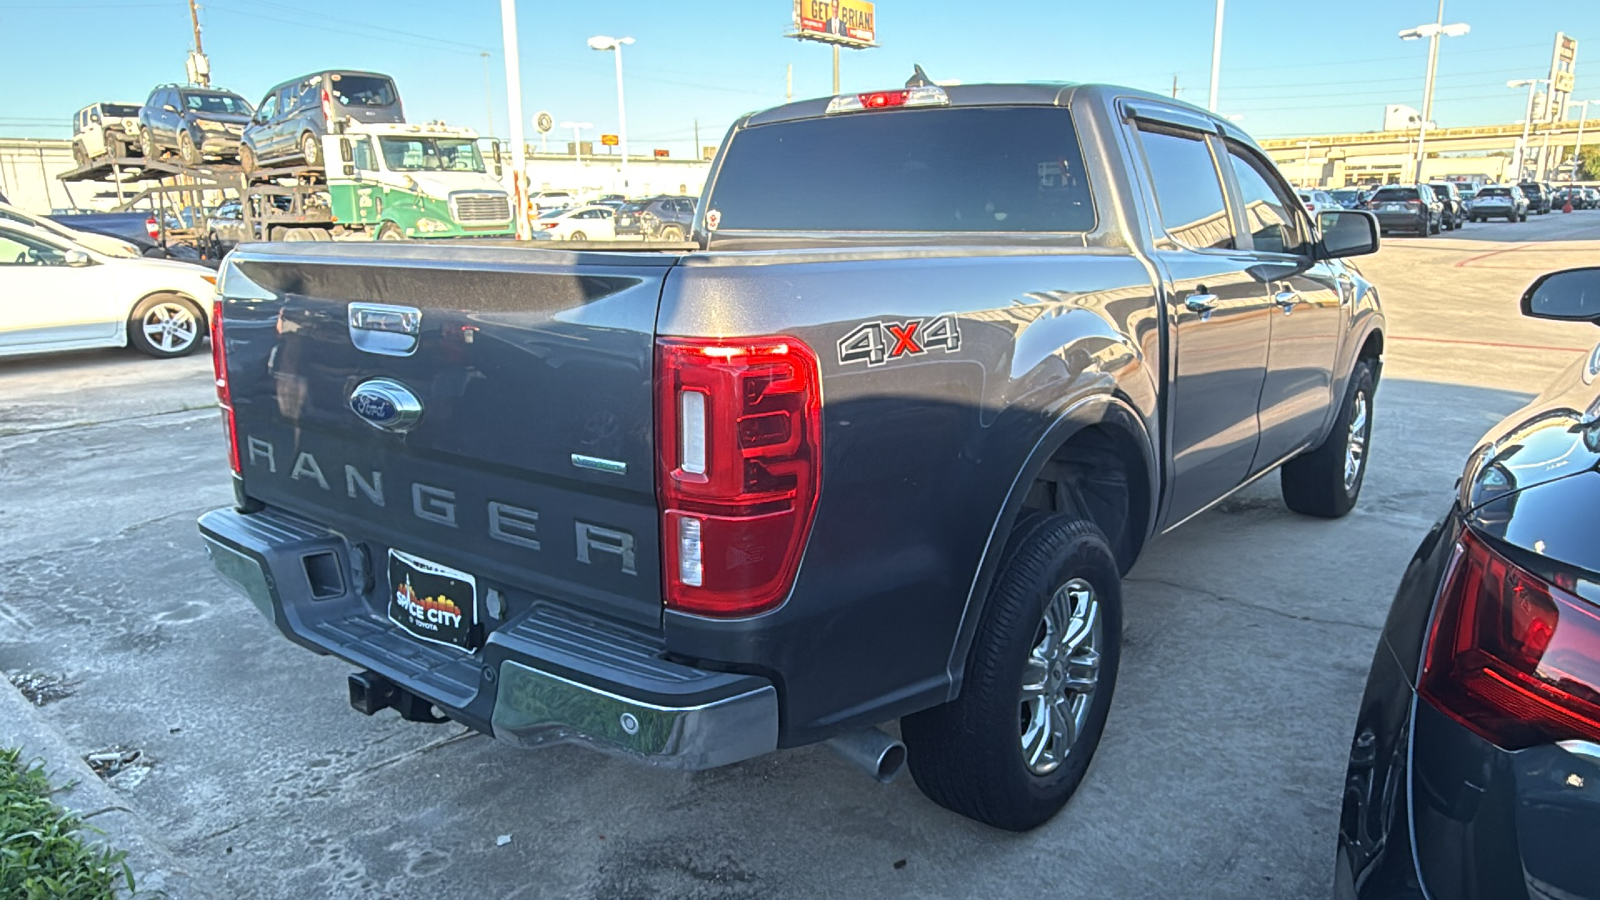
<box><xmin>742</xmin><ymin>81</ymin><xmax>1258</xmax><ymax>149</ymax></box>
<box><xmin>344</xmin><ymin>122</ymin><xmax>479</xmax><ymax>140</ymax></box>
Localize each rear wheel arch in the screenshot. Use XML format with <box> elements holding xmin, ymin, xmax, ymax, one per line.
<box><xmin>942</xmin><ymin>394</ymin><xmax>1156</xmax><ymax>699</ymax></box>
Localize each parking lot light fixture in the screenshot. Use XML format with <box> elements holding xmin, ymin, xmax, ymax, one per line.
<box><xmin>1509</xmin><ymin>79</ymin><xmax>1551</xmax><ymax>181</ymax></box>
<box><xmin>588</xmin><ymin>35</ymin><xmax>634</xmax><ymax>193</ymax></box>
<box><xmin>1567</xmin><ymin>99</ymin><xmax>1600</xmax><ymax>181</ymax></box>
<box><xmin>1398</xmin><ymin>2</ymin><xmax>1469</xmax><ymax>182</ymax></box>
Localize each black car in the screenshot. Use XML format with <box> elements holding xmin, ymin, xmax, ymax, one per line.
<box><xmin>613</xmin><ymin>194</ymin><xmax>696</xmax><ymax>240</ymax></box>
<box><xmin>1330</xmin><ymin>188</ymin><xmax>1365</xmax><ymax>210</ymax></box>
<box><xmin>138</xmin><ymin>83</ymin><xmax>254</xmax><ymax>165</ymax></box>
<box><xmin>1427</xmin><ymin>182</ymin><xmax>1467</xmax><ymax>230</ymax></box>
<box><xmin>241</xmin><ymin>70</ymin><xmax>403</xmax><ymax>173</ymax></box>
<box><xmin>1520</xmin><ymin>181</ymin><xmax>1554</xmax><ymax>215</ymax></box>
<box><xmin>1367</xmin><ymin>184</ymin><xmax>1443</xmax><ymax>236</ymax></box>
<box><xmin>1335</xmin><ymin>265</ymin><xmax>1600</xmax><ymax>900</ymax></box>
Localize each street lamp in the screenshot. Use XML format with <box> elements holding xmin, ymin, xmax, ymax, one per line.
<box><xmin>588</xmin><ymin>35</ymin><xmax>634</xmax><ymax>194</ymax></box>
<box><xmin>1509</xmin><ymin>79</ymin><xmax>1551</xmax><ymax>181</ymax></box>
<box><xmin>1566</xmin><ymin>99</ymin><xmax>1600</xmax><ymax>182</ymax></box>
<box><xmin>1399</xmin><ymin>4</ymin><xmax>1469</xmax><ymax>182</ymax></box>
<box><xmin>560</xmin><ymin>121</ymin><xmax>593</xmax><ymax>163</ymax></box>
<box><xmin>1207</xmin><ymin>0</ymin><xmax>1224</xmax><ymax>112</ymax></box>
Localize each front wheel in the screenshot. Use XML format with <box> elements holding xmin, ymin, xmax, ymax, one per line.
<box><xmin>1280</xmin><ymin>360</ymin><xmax>1374</xmax><ymax>518</ymax></box>
<box><xmin>375</xmin><ymin>221</ymin><xmax>405</xmax><ymax>241</ymax></box>
<box><xmin>239</xmin><ymin>143</ymin><xmax>257</xmax><ymax>176</ymax></box>
<box><xmin>902</xmin><ymin>514</ymin><xmax>1121</xmax><ymax>831</ymax></box>
<box><xmin>128</xmin><ymin>294</ymin><xmax>204</xmax><ymax>358</ymax></box>
<box><xmin>301</xmin><ymin>132</ymin><xmax>321</xmax><ymax>168</ymax></box>
<box><xmin>178</xmin><ymin>130</ymin><xmax>201</xmax><ymax>166</ymax></box>
<box><xmin>659</xmin><ymin>224</ymin><xmax>685</xmax><ymax>242</ymax></box>
<box><xmin>139</xmin><ymin>128</ymin><xmax>156</xmax><ymax>159</ymax></box>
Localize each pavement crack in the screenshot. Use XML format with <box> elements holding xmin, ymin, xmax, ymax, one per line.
<box><xmin>0</xmin><ymin>404</ymin><xmax>216</xmax><ymax>439</ymax></box>
<box><xmin>1125</xmin><ymin>577</ymin><xmax>1380</xmax><ymax>631</ymax></box>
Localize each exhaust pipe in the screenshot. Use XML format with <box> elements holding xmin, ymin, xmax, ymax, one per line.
<box><xmin>826</xmin><ymin>726</ymin><xmax>907</xmax><ymax>784</ymax></box>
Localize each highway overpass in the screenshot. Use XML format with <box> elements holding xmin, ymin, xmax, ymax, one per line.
<box><xmin>1261</xmin><ymin>118</ymin><xmax>1599</xmax><ymax>187</ymax></box>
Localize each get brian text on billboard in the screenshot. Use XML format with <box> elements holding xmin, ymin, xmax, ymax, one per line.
<box><xmin>792</xmin><ymin>0</ymin><xmax>876</xmax><ymax>46</ymax></box>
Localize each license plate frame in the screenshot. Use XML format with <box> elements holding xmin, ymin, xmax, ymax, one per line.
<box><xmin>387</xmin><ymin>549</ymin><xmax>479</xmax><ymax>652</ymax></box>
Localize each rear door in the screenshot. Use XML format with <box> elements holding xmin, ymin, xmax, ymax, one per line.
<box><xmin>1128</xmin><ymin>116</ymin><xmax>1273</xmax><ymax>527</ymax></box>
<box><xmin>0</xmin><ymin>230</ymin><xmax>123</xmax><ymax>349</ymax></box>
<box><xmin>221</xmin><ymin>244</ymin><xmax>675</xmax><ymax>631</ymax></box>
<box><xmin>1223</xmin><ymin>141</ymin><xmax>1343</xmax><ymax>471</ymax></box>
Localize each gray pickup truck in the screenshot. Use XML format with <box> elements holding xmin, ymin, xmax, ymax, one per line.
<box><xmin>199</xmin><ymin>80</ymin><xmax>1385</xmax><ymax>831</ymax></box>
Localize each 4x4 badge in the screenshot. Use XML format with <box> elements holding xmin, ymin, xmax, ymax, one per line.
<box><xmin>837</xmin><ymin>315</ymin><xmax>962</xmax><ymax>367</ymax></box>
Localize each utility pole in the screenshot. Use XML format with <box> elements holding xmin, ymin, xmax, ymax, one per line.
<box><xmin>1207</xmin><ymin>0</ymin><xmax>1224</xmax><ymax>112</ymax></box>
<box><xmin>480</xmin><ymin>52</ymin><xmax>495</xmax><ymax>139</ymax></box>
<box><xmin>1510</xmin><ymin>79</ymin><xmax>1549</xmax><ymax>182</ymax></box>
<box><xmin>499</xmin><ymin>0</ymin><xmax>528</xmax><ymax>239</ymax></box>
<box><xmin>787</xmin><ymin>64</ymin><xmax>793</xmax><ymax>102</ymax></box>
<box><xmin>1172</xmin><ymin>74</ymin><xmax>1179</xmax><ymax>99</ymax></box>
<box><xmin>832</xmin><ymin>45</ymin><xmax>840</xmax><ymax>94</ymax></box>
<box><xmin>693</xmin><ymin>119</ymin><xmax>701</xmax><ymax>161</ymax></box>
<box><xmin>187</xmin><ymin>0</ymin><xmax>209</xmax><ymax>86</ymax></box>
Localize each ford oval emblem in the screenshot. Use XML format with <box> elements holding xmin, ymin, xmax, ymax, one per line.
<box><xmin>349</xmin><ymin>378</ymin><xmax>423</xmax><ymax>432</ymax></box>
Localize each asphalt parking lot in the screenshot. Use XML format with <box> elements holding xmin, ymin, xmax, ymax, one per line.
<box><xmin>3</xmin><ymin>213</ymin><xmax>1599</xmax><ymax>899</ymax></box>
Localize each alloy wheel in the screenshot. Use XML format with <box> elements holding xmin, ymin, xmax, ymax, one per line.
<box><xmin>141</xmin><ymin>302</ymin><xmax>198</xmax><ymax>354</ymax></box>
<box><xmin>1344</xmin><ymin>390</ymin><xmax>1369</xmax><ymax>492</ymax></box>
<box><xmin>1019</xmin><ymin>578</ymin><xmax>1102</xmax><ymax>776</ymax></box>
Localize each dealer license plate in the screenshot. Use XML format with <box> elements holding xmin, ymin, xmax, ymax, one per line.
<box><xmin>387</xmin><ymin>549</ymin><xmax>478</xmax><ymax>651</ymax></box>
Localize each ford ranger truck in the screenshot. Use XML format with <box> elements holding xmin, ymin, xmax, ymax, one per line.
<box><xmin>199</xmin><ymin>80</ymin><xmax>1385</xmax><ymax>831</ymax></box>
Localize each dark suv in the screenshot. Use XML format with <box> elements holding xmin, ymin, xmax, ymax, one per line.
<box><xmin>614</xmin><ymin>195</ymin><xmax>696</xmax><ymax>240</ymax></box>
<box><xmin>241</xmin><ymin>71</ymin><xmax>403</xmax><ymax>173</ymax></box>
<box><xmin>1367</xmin><ymin>183</ymin><xmax>1443</xmax><ymax>236</ymax></box>
<box><xmin>1426</xmin><ymin>182</ymin><xmax>1466</xmax><ymax>230</ymax></box>
<box><xmin>1519</xmin><ymin>181</ymin><xmax>1553</xmax><ymax>215</ymax></box>
<box><xmin>138</xmin><ymin>84</ymin><xmax>254</xmax><ymax>165</ymax></box>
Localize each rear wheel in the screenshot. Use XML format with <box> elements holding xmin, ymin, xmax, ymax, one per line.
<box><xmin>107</xmin><ymin>135</ymin><xmax>127</xmax><ymax>159</ymax></box>
<box><xmin>301</xmin><ymin>132</ymin><xmax>321</xmax><ymax>168</ymax></box>
<box><xmin>281</xmin><ymin>228</ymin><xmax>316</xmax><ymax>241</ymax></box>
<box><xmin>128</xmin><ymin>294</ymin><xmax>204</xmax><ymax>358</ymax></box>
<box><xmin>1280</xmin><ymin>360</ymin><xmax>1374</xmax><ymax>518</ymax></box>
<box><xmin>569</xmin><ymin>230</ymin><xmax>587</xmax><ymax>241</ymax></box>
<box><xmin>659</xmin><ymin>224</ymin><xmax>685</xmax><ymax>242</ymax></box>
<box><xmin>376</xmin><ymin>221</ymin><xmax>405</xmax><ymax>241</ymax></box>
<box><xmin>902</xmin><ymin>513</ymin><xmax>1121</xmax><ymax>831</ymax></box>
<box><xmin>239</xmin><ymin>144</ymin><xmax>257</xmax><ymax>176</ymax></box>
<box><xmin>307</xmin><ymin>229</ymin><xmax>331</xmax><ymax>241</ymax></box>
<box><xmin>178</xmin><ymin>130</ymin><xmax>201</xmax><ymax>166</ymax></box>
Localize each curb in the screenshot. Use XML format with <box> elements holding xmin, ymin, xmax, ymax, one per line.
<box><xmin>0</xmin><ymin>681</ymin><xmax>211</xmax><ymax>899</ymax></box>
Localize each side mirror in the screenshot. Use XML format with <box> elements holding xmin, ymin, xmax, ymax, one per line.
<box><xmin>1315</xmin><ymin>210</ymin><xmax>1380</xmax><ymax>259</ymax></box>
<box><xmin>338</xmin><ymin>138</ymin><xmax>353</xmax><ymax>162</ymax></box>
<box><xmin>64</xmin><ymin>249</ymin><xmax>93</xmax><ymax>267</ymax></box>
<box><xmin>491</xmin><ymin>140</ymin><xmax>503</xmax><ymax>177</ymax></box>
<box><xmin>341</xmin><ymin>163</ymin><xmax>355</xmax><ymax>177</ymax></box>
<box><xmin>1521</xmin><ymin>267</ymin><xmax>1600</xmax><ymax>325</ymax></box>
<box><xmin>163</xmin><ymin>104</ymin><xmax>177</xmax><ymax>113</ymax></box>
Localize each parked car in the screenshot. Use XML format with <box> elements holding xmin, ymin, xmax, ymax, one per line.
<box><xmin>1427</xmin><ymin>181</ymin><xmax>1467</xmax><ymax>230</ymax></box>
<box><xmin>1329</xmin><ymin>188</ymin><xmax>1365</xmax><ymax>210</ymax></box>
<box><xmin>1469</xmin><ymin>184</ymin><xmax>1529</xmax><ymax>222</ymax></box>
<box><xmin>71</xmin><ymin>102</ymin><xmax>143</xmax><ymax>166</ymax></box>
<box><xmin>139</xmin><ymin>84</ymin><xmax>254</xmax><ymax>165</ymax></box>
<box><xmin>200</xmin><ymin>80</ymin><xmax>1384</xmax><ymax>833</ymax></box>
<box><xmin>241</xmin><ymin>71</ymin><xmax>403</xmax><ymax>173</ymax></box>
<box><xmin>0</xmin><ymin>201</ymin><xmax>139</xmax><ymax>257</ymax></box>
<box><xmin>0</xmin><ymin>221</ymin><xmax>215</xmax><ymax>358</ymax></box>
<box><xmin>45</xmin><ymin>209</ymin><xmax>164</xmax><ymax>253</ymax></box>
<box><xmin>1367</xmin><ymin>183</ymin><xmax>1443</xmax><ymax>236</ymax></box>
<box><xmin>1335</xmin><ymin>265</ymin><xmax>1600</xmax><ymax>900</ymax></box>
<box><xmin>615</xmin><ymin>194</ymin><xmax>695</xmax><ymax>240</ymax></box>
<box><xmin>1584</xmin><ymin>187</ymin><xmax>1599</xmax><ymax>209</ymax></box>
<box><xmin>530</xmin><ymin>190</ymin><xmax>575</xmax><ymax>212</ymax></box>
<box><xmin>1298</xmin><ymin>189</ymin><xmax>1339</xmax><ymax>218</ymax></box>
<box><xmin>1457</xmin><ymin>185</ymin><xmax>1478</xmax><ymax>215</ymax></box>
<box><xmin>531</xmin><ymin>204</ymin><xmax>616</xmax><ymax>240</ymax></box>
<box><xmin>1520</xmin><ymin>181</ymin><xmax>1554</xmax><ymax>215</ymax></box>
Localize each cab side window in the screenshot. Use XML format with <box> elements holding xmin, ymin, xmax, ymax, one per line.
<box><xmin>1134</xmin><ymin>123</ymin><xmax>1234</xmax><ymax>251</ymax></box>
<box><xmin>351</xmin><ymin>137</ymin><xmax>377</xmax><ymax>170</ymax></box>
<box><xmin>1225</xmin><ymin>143</ymin><xmax>1307</xmax><ymax>256</ymax></box>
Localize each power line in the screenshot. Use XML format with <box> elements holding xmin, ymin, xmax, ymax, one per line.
<box><xmin>203</xmin><ymin>2</ymin><xmax>487</xmax><ymax>56</ymax></box>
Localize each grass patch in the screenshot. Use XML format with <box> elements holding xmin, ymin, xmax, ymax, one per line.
<box><xmin>1</xmin><ymin>747</ymin><xmax>132</xmax><ymax>899</ymax></box>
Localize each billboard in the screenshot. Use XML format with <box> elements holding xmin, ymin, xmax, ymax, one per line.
<box><xmin>1547</xmin><ymin>32</ymin><xmax>1578</xmax><ymax>121</ymax></box>
<box><xmin>792</xmin><ymin>0</ymin><xmax>876</xmax><ymax>46</ymax></box>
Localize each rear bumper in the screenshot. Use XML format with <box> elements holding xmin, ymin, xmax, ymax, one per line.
<box><xmin>1373</xmin><ymin>211</ymin><xmax>1429</xmax><ymax>232</ymax></box>
<box><xmin>198</xmin><ymin>506</ymin><xmax>780</xmax><ymax>769</ymax></box>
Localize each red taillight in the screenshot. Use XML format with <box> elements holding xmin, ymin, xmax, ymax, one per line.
<box><xmin>210</xmin><ymin>298</ymin><xmax>240</xmax><ymax>475</ymax></box>
<box><xmin>859</xmin><ymin>90</ymin><xmax>909</xmax><ymax>109</ymax></box>
<box><xmin>145</xmin><ymin>216</ymin><xmax>159</xmax><ymax>241</ymax></box>
<box><xmin>655</xmin><ymin>336</ymin><xmax>822</xmax><ymax>617</ymax></box>
<box><xmin>542</xmin><ymin>222</ymin><xmax>560</xmax><ymax>228</ymax></box>
<box><xmin>1419</xmin><ymin>529</ymin><xmax>1600</xmax><ymax>748</ymax></box>
<box><xmin>321</xmin><ymin>88</ymin><xmax>333</xmax><ymax>123</ymax></box>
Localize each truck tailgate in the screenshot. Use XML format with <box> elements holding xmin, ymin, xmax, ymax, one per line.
<box><xmin>219</xmin><ymin>243</ymin><xmax>675</xmax><ymax>632</ymax></box>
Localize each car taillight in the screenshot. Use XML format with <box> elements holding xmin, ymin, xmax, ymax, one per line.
<box><xmin>825</xmin><ymin>84</ymin><xmax>950</xmax><ymax>114</ymax></box>
<box><xmin>1419</xmin><ymin>528</ymin><xmax>1600</xmax><ymax>748</ymax></box>
<box><xmin>321</xmin><ymin>88</ymin><xmax>333</xmax><ymax>123</ymax></box>
<box><xmin>655</xmin><ymin>336</ymin><xmax>822</xmax><ymax>617</ymax></box>
<box><xmin>210</xmin><ymin>298</ymin><xmax>240</xmax><ymax>475</ymax></box>
<box><xmin>145</xmin><ymin>216</ymin><xmax>160</xmax><ymax>241</ymax></box>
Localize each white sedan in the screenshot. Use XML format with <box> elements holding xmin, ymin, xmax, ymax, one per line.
<box><xmin>533</xmin><ymin>205</ymin><xmax>617</xmax><ymax>241</ymax></box>
<box><xmin>0</xmin><ymin>201</ymin><xmax>141</xmax><ymax>258</ymax></box>
<box><xmin>0</xmin><ymin>222</ymin><xmax>217</xmax><ymax>359</ymax></box>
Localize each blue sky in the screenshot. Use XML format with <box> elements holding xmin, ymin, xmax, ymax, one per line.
<box><xmin>1</xmin><ymin>0</ymin><xmax>1595</xmax><ymax>155</ymax></box>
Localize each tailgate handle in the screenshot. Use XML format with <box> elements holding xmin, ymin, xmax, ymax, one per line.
<box><xmin>348</xmin><ymin>303</ymin><xmax>421</xmax><ymax>357</ymax></box>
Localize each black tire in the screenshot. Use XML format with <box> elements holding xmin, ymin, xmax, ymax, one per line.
<box><xmin>376</xmin><ymin>221</ymin><xmax>405</xmax><ymax>241</ymax></box>
<box><xmin>307</xmin><ymin>229</ymin><xmax>331</xmax><ymax>241</ymax></box>
<box><xmin>301</xmin><ymin>132</ymin><xmax>321</xmax><ymax>168</ymax></box>
<box><xmin>139</xmin><ymin>128</ymin><xmax>155</xmax><ymax>159</ymax></box>
<box><xmin>178</xmin><ymin>130</ymin><xmax>201</xmax><ymax>166</ymax></box>
<box><xmin>72</xmin><ymin>142</ymin><xmax>89</xmax><ymax>167</ymax></box>
<box><xmin>107</xmin><ymin>135</ymin><xmax>127</xmax><ymax>159</ymax></box>
<box><xmin>660</xmin><ymin>224</ymin><xmax>685</xmax><ymax>241</ymax></box>
<box><xmin>902</xmin><ymin>514</ymin><xmax>1122</xmax><ymax>832</ymax></box>
<box><xmin>1429</xmin><ymin>215</ymin><xmax>1441</xmax><ymax>235</ymax></box>
<box><xmin>281</xmin><ymin>228</ymin><xmax>315</xmax><ymax>241</ymax></box>
<box><xmin>239</xmin><ymin>144</ymin><xmax>257</xmax><ymax>177</ymax></box>
<box><xmin>1520</xmin><ymin>212</ymin><xmax>1529</xmax><ymax>222</ymax></box>
<box><xmin>267</xmin><ymin>225</ymin><xmax>288</xmax><ymax>241</ymax></box>
<box><xmin>128</xmin><ymin>294</ymin><xmax>205</xmax><ymax>359</ymax></box>
<box><xmin>569</xmin><ymin>230</ymin><xmax>587</xmax><ymax>241</ymax></box>
<box><xmin>1280</xmin><ymin>359</ymin><xmax>1374</xmax><ymax>518</ymax></box>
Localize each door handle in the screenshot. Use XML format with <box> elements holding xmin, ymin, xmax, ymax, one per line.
<box><xmin>1185</xmin><ymin>292</ymin><xmax>1218</xmax><ymax>313</ymax></box>
<box><xmin>1273</xmin><ymin>290</ymin><xmax>1300</xmax><ymax>308</ymax></box>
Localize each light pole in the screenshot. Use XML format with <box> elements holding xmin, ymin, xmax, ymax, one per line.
<box><xmin>588</xmin><ymin>35</ymin><xmax>634</xmax><ymax>194</ymax></box>
<box><xmin>1399</xmin><ymin>5</ymin><xmax>1469</xmax><ymax>183</ymax></box>
<box><xmin>1207</xmin><ymin>0</ymin><xmax>1224</xmax><ymax>112</ymax></box>
<box><xmin>1567</xmin><ymin>99</ymin><xmax>1599</xmax><ymax>182</ymax></box>
<box><xmin>1509</xmin><ymin>79</ymin><xmax>1550</xmax><ymax>182</ymax></box>
<box><xmin>498</xmin><ymin>0</ymin><xmax>528</xmax><ymax>239</ymax></box>
<box><xmin>561</xmin><ymin>121</ymin><xmax>593</xmax><ymax>164</ymax></box>
<box><xmin>479</xmin><ymin>51</ymin><xmax>495</xmax><ymax>139</ymax></box>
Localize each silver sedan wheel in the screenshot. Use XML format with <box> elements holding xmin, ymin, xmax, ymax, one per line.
<box><xmin>1019</xmin><ymin>578</ymin><xmax>1102</xmax><ymax>776</ymax></box>
<box><xmin>141</xmin><ymin>302</ymin><xmax>198</xmax><ymax>354</ymax></box>
<box><xmin>1344</xmin><ymin>390</ymin><xmax>1369</xmax><ymax>492</ymax></box>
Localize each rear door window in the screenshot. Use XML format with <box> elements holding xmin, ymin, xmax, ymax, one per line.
<box><xmin>331</xmin><ymin>75</ymin><xmax>397</xmax><ymax>108</ymax></box>
<box><xmin>706</xmin><ymin>106</ymin><xmax>1096</xmax><ymax>233</ymax></box>
<box><xmin>1134</xmin><ymin>124</ymin><xmax>1233</xmax><ymax>250</ymax></box>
